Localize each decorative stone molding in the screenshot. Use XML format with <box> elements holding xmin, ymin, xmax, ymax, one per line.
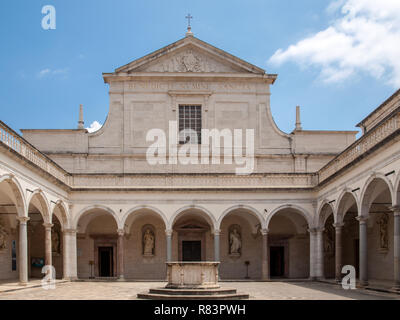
<box><xmin>356</xmin><ymin>216</ymin><xmax>369</xmax><ymax>224</ymax></box>
<box><xmin>16</xmin><ymin>216</ymin><xmax>30</xmax><ymax>224</ymax></box>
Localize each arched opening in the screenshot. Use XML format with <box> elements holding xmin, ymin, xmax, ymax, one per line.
<box><xmin>218</xmin><ymin>207</ymin><xmax>264</xmax><ymax>279</ymax></box>
<box><xmin>52</xmin><ymin>202</ymin><xmax>69</xmax><ymax>279</ymax></box>
<box><xmin>171</xmin><ymin>207</ymin><xmax>215</xmax><ymax>263</ymax></box>
<box><xmin>27</xmin><ymin>191</ymin><xmax>50</xmax><ymax>280</ymax></box>
<box><xmin>337</xmin><ymin>192</ymin><xmax>359</xmax><ymax>279</ymax></box>
<box><xmin>0</xmin><ymin>177</ymin><xmax>24</xmax><ymax>281</ymax></box>
<box><xmin>76</xmin><ymin>207</ymin><xmax>118</xmax><ymax>279</ymax></box>
<box><xmin>319</xmin><ymin>203</ymin><xmax>335</xmax><ymax>279</ymax></box>
<box><xmin>123</xmin><ymin>207</ymin><xmax>167</xmax><ymax>280</ymax></box>
<box><xmin>361</xmin><ymin>177</ymin><xmax>394</xmax><ymax>282</ymax></box>
<box><xmin>267</xmin><ymin>207</ymin><xmax>310</xmax><ymax>279</ymax></box>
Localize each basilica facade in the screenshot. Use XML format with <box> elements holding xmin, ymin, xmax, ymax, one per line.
<box><xmin>0</xmin><ymin>31</ymin><xmax>400</xmax><ymax>289</ymax></box>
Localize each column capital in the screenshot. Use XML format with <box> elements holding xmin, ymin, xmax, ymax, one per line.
<box><xmin>16</xmin><ymin>216</ymin><xmax>30</xmax><ymax>224</ymax></box>
<box><xmin>308</xmin><ymin>227</ymin><xmax>324</xmax><ymax>234</ymax></box>
<box><xmin>117</xmin><ymin>229</ymin><xmax>125</xmax><ymax>236</ymax></box>
<box><xmin>389</xmin><ymin>206</ymin><xmax>400</xmax><ymax>215</ymax></box>
<box><xmin>213</xmin><ymin>229</ymin><xmax>221</xmax><ymax>236</ymax></box>
<box><xmin>356</xmin><ymin>216</ymin><xmax>369</xmax><ymax>224</ymax></box>
<box><xmin>43</xmin><ymin>223</ymin><xmax>54</xmax><ymax>229</ymax></box>
<box><xmin>261</xmin><ymin>228</ymin><xmax>269</xmax><ymax>236</ymax></box>
<box><xmin>333</xmin><ymin>222</ymin><xmax>345</xmax><ymax>229</ymax></box>
<box><xmin>165</xmin><ymin>229</ymin><xmax>173</xmax><ymax>237</ymax></box>
<box><xmin>63</xmin><ymin>228</ymin><xmax>77</xmax><ymax>235</ymax></box>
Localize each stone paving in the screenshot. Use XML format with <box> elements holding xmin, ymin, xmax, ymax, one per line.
<box><xmin>0</xmin><ymin>280</ymin><xmax>399</xmax><ymax>300</ymax></box>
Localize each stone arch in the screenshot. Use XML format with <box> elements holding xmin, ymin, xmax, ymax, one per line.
<box><xmin>121</xmin><ymin>205</ymin><xmax>168</xmax><ymax>231</ymax></box>
<box><xmin>394</xmin><ymin>171</ymin><xmax>400</xmax><ymax>206</ymax></box>
<box><xmin>51</xmin><ymin>200</ymin><xmax>70</xmax><ymax>230</ymax></box>
<box><xmin>74</xmin><ymin>205</ymin><xmax>120</xmax><ymax>231</ymax></box>
<box><xmin>317</xmin><ymin>200</ymin><xmax>335</xmax><ymax>228</ymax></box>
<box><xmin>360</xmin><ymin>173</ymin><xmax>394</xmax><ymax>217</ymax></box>
<box><xmin>27</xmin><ymin>189</ymin><xmax>51</xmax><ymax>223</ymax></box>
<box><xmin>266</xmin><ymin>204</ymin><xmax>312</xmax><ymax>229</ymax></box>
<box><xmin>0</xmin><ymin>173</ymin><xmax>26</xmax><ymax>216</ymax></box>
<box><xmin>169</xmin><ymin>205</ymin><xmax>217</xmax><ymax>230</ymax></box>
<box><xmin>335</xmin><ymin>189</ymin><xmax>359</xmax><ymax>223</ymax></box>
<box><xmin>217</xmin><ymin>205</ymin><xmax>265</xmax><ymax>230</ymax></box>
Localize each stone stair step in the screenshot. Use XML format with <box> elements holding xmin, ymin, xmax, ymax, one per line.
<box><xmin>149</xmin><ymin>287</ymin><xmax>238</xmax><ymax>295</ymax></box>
<box><xmin>137</xmin><ymin>292</ymin><xmax>249</xmax><ymax>300</ymax></box>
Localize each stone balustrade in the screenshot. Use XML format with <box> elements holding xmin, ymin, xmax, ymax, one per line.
<box><xmin>0</xmin><ymin>120</ymin><xmax>70</xmax><ymax>185</ymax></box>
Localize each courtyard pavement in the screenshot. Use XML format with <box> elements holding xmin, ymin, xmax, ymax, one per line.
<box><xmin>0</xmin><ymin>280</ymin><xmax>399</xmax><ymax>300</ymax></box>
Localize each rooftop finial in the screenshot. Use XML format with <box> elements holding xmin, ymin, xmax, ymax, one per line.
<box><xmin>295</xmin><ymin>105</ymin><xmax>302</xmax><ymax>131</ymax></box>
<box><xmin>185</xmin><ymin>13</ymin><xmax>193</xmax><ymax>37</ymax></box>
<box><xmin>78</xmin><ymin>104</ymin><xmax>84</xmax><ymax>129</ymax></box>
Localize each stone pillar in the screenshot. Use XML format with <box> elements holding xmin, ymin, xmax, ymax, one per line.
<box><xmin>63</xmin><ymin>229</ymin><xmax>77</xmax><ymax>280</ymax></box>
<box><xmin>334</xmin><ymin>223</ymin><xmax>344</xmax><ymax>282</ymax></box>
<box><xmin>357</xmin><ymin>216</ymin><xmax>368</xmax><ymax>287</ymax></box>
<box><xmin>117</xmin><ymin>229</ymin><xmax>125</xmax><ymax>280</ymax></box>
<box><xmin>214</xmin><ymin>229</ymin><xmax>221</xmax><ymax>262</ymax></box>
<box><xmin>17</xmin><ymin>216</ymin><xmax>30</xmax><ymax>285</ymax></box>
<box><xmin>315</xmin><ymin>227</ymin><xmax>325</xmax><ymax>280</ymax></box>
<box><xmin>166</xmin><ymin>229</ymin><xmax>172</xmax><ymax>262</ymax></box>
<box><xmin>43</xmin><ymin>223</ymin><xmax>53</xmax><ymax>267</ymax></box>
<box><xmin>261</xmin><ymin>229</ymin><xmax>269</xmax><ymax>280</ymax></box>
<box><xmin>391</xmin><ymin>206</ymin><xmax>400</xmax><ymax>290</ymax></box>
<box><xmin>308</xmin><ymin>228</ymin><xmax>316</xmax><ymax>280</ymax></box>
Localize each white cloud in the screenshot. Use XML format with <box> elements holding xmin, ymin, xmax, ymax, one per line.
<box><xmin>86</xmin><ymin>121</ymin><xmax>102</xmax><ymax>133</ymax></box>
<box><xmin>269</xmin><ymin>0</ymin><xmax>400</xmax><ymax>87</ymax></box>
<box><xmin>37</xmin><ymin>68</ymin><xmax>69</xmax><ymax>78</ymax></box>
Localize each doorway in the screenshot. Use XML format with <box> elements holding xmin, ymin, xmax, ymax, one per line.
<box><xmin>182</xmin><ymin>241</ymin><xmax>201</xmax><ymax>261</ymax></box>
<box><xmin>98</xmin><ymin>247</ymin><xmax>113</xmax><ymax>277</ymax></box>
<box><xmin>270</xmin><ymin>246</ymin><xmax>285</xmax><ymax>277</ymax></box>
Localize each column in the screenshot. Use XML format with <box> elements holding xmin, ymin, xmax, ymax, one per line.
<box><xmin>261</xmin><ymin>229</ymin><xmax>269</xmax><ymax>280</ymax></box>
<box><xmin>17</xmin><ymin>216</ymin><xmax>30</xmax><ymax>285</ymax></box>
<box><xmin>117</xmin><ymin>229</ymin><xmax>125</xmax><ymax>280</ymax></box>
<box><xmin>357</xmin><ymin>216</ymin><xmax>368</xmax><ymax>287</ymax></box>
<box><xmin>43</xmin><ymin>223</ymin><xmax>53</xmax><ymax>267</ymax></box>
<box><xmin>214</xmin><ymin>229</ymin><xmax>221</xmax><ymax>262</ymax></box>
<box><xmin>63</xmin><ymin>229</ymin><xmax>77</xmax><ymax>280</ymax></box>
<box><xmin>316</xmin><ymin>227</ymin><xmax>325</xmax><ymax>280</ymax></box>
<box><xmin>391</xmin><ymin>206</ymin><xmax>400</xmax><ymax>290</ymax></box>
<box><xmin>166</xmin><ymin>229</ymin><xmax>172</xmax><ymax>262</ymax></box>
<box><xmin>308</xmin><ymin>228</ymin><xmax>316</xmax><ymax>280</ymax></box>
<box><xmin>334</xmin><ymin>223</ymin><xmax>344</xmax><ymax>283</ymax></box>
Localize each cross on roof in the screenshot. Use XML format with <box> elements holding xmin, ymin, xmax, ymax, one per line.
<box><xmin>186</xmin><ymin>13</ymin><xmax>193</xmax><ymax>28</ymax></box>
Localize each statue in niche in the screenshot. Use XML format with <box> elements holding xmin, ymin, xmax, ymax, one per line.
<box><xmin>143</xmin><ymin>227</ymin><xmax>155</xmax><ymax>256</ymax></box>
<box><xmin>229</xmin><ymin>225</ymin><xmax>242</xmax><ymax>256</ymax></box>
<box><xmin>0</xmin><ymin>220</ymin><xmax>8</xmax><ymax>250</ymax></box>
<box><xmin>51</xmin><ymin>229</ymin><xmax>60</xmax><ymax>254</ymax></box>
<box><xmin>324</xmin><ymin>224</ymin><xmax>335</xmax><ymax>255</ymax></box>
<box><xmin>377</xmin><ymin>213</ymin><xmax>389</xmax><ymax>250</ymax></box>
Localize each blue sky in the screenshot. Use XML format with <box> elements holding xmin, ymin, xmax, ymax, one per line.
<box><xmin>1</xmin><ymin>0</ymin><xmax>399</xmax><ymax>135</ymax></box>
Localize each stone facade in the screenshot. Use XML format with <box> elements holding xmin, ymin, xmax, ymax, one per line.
<box><xmin>0</xmin><ymin>33</ymin><xmax>400</xmax><ymax>288</ymax></box>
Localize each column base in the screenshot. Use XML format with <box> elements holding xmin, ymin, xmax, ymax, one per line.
<box><xmin>358</xmin><ymin>280</ymin><xmax>369</xmax><ymax>288</ymax></box>
<box><xmin>117</xmin><ymin>276</ymin><xmax>125</xmax><ymax>282</ymax></box>
<box><xmin>18</xmin><ymin>281</ymin><xmax>28</xmax><ymax>286</ymax></box>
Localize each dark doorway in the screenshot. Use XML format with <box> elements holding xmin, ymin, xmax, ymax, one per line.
<box><xmin>98</xmin><ymin>247</ymin><xmax>113</xmax><ymax>277</ymax></box>
<box><xmin>354</xmin><ymin>239</ymin><xmax>359</xmax><ymax>278</ymax></box>
<box><xmin>182</xmin><ymin>241</ymin><xmax>201</xmax><ymax>261</ymax></box>
<box><xmin>270</xmin><ymin>246</ymin><xmax>285</xmax><ymax>277</ymax></box>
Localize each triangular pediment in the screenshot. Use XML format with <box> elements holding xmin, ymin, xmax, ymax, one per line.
<box><xmin>115</xmin><ymin>36</ymin><xmax>265</xmax><ymax>75</ymax></box>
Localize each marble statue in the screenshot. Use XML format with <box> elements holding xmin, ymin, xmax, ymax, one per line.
<box><xmin>229</xmin><ymin>227</ymin><xmax>241</xmax><ymax>255</ymax></box>
<box><xmin>143</xmin><ymin>228</ymin><xmax>155</xmax><ymax>256</ymax></box>
<box><xmin>51</xmin><ymin>230</ymin><xmax>60</xmax><ymax>254</ymax></box>
<box><xmin>377</xmin><ymin>213</ymin><xmax>389</xmax><ymax>250</ymax></box>
<box><xmin>0</xmin><ymin>221</ymin><xmax>8</xmax><ymax>250</ymax></box>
